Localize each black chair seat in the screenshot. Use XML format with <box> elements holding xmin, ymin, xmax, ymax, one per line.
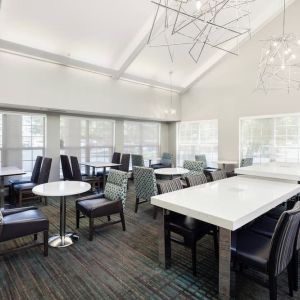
<box><xmin>0</xmin><ymin>207</ymin><xmax>49</xmax><ymax>242</ymax></box>
<box><xmin>250</xmin><ymin>216</ymin><xmax>277</xmax><ymax>238</ymax></box>
<box><xmin>168</xmin><ymin>213</ymin><xmax>215</xmax><ymax>238</ymax></box>
<box><xmin>14</xmin><ymin>182</ymin><xmax>37</xmax><ymax>191</ymax></box>
<box><xmin>77</xmin><ymin>198</ymin><xmax>122</xmax><ymax>218</ymax></box>
<box><xmin>232</xmin><ymin>230</ymin><xmax>270</xmax><ymax>272</ymax></box>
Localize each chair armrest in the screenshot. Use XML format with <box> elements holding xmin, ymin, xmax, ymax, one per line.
<box><xmin>76</xmin><ymin>193</ymin><xmax>105</xmax><ymax>202</ymax></box>
<box><xmin>1</xmin><ymin>206</ymin><xmax>37</xmax><ymax>217</ymax></box>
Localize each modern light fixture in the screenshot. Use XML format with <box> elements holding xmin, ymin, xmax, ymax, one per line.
<box><xmin>148</xmin><ymin>0</ymin><xmax>255</xmax><ymax>63</ymax></box>
<box><xmin>257</xmin><ymin>0</ymin><xmax>300</xmax><ymax>93</ymax></box>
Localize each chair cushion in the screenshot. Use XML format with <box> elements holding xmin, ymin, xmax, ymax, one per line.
<box><xmin>14</xmin><ymin>182</ymin><xmax>37</xmax><ymax>191</ymax></box>
<box><xmin>9</xmin><ymin>178</ymin><xmax>31</xmax><ymax>185</ymax></box>
<box><xmin>233</xmin><ymin>230</ymin><xmax>271</xmax><ymax>272</ymax></box>
<box><xmin>77</xmin><ymin>198</ymin><xmax>122</xmax><ymax>218</ymax></box>
<box><xmin>0</xmin><ymin>208</ymin><xmax>49</xmax><ymax>242</ymax></box>
<box><xmin>250</xmin><ymin>216</ymin><xmax>277</xmax><ymax>238</ymax></box>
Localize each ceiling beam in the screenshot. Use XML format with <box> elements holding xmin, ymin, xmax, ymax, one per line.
<box><xmin>113</xmin><ymin>10</ymin><xmax>164</xmax><ymax>79</ymax></box>
<box><xmin>180</xmin><ymin>0</ymin><xmax>296</xmax><ymax>94</ymax></box>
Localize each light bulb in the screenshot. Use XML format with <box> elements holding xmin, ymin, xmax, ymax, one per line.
<box><xmin>270</xmin><ymin>57</ymin><xmax>274</xmax><ymax>62</ymax></box>
<box><xmin>291</xmin><ymin>54</ymin><xmax>296</xmax><ymax>59</ymax></box>
<box><xmin>266</xmin><ymin>50</ymin><xmax>270</xmax><ymax>55</ymax></box>
<box><xmin>272</xmin><ymin>42</ymin><xmax>278</xmax><ymax>47</ymax></box>
<box><xmin>281</xmin><ymin>64</ymin><xmax>286</xmax><ymax>70</ymax></box>
<box><xmin>284</xmin><ymin>49</ymin><xmax>289</xmax><ymax>55</ymax></box>
<box><xmin>297</xmin><ymin>40</ymin><xmax>300</xmax><ymax>45</ymax></box>
<box><xmin>195</xmin><ymin>0</ymin><xmax>202</xmax><ymax>11</ymax></box>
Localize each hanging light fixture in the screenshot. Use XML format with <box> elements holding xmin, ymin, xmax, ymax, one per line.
<box><xmin>165</xmin><ymin>71</ymin><xmax>177</xmax><ymax>116</ymax></box>
<box><xmin>257</xmin><ymin>0</ymin><xmax>300</xmax><ymax>93</ymax></box>
<box><xmin>148</xmin><ymin>0</ymin><xmax>255</xmax><ymax>63</ymax></box>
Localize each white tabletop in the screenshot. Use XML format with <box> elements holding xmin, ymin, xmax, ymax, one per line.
<box><xmin>154</xmin><ymin>167</ymin><xmax>189</xmax><ymax>176</ymax></box>
<box><xmin>0</xmin><ymin>166</ymin><xmax>26</xmax><ymax>177</ymax></box>
<box><xmin>81</xmin><ymin>162</ymin><xmax>121</xmax><ymax>168</ymax></box>
<box><xmin>235</xmin><ymin>163</ymin><xmax>300</xmax><ymax>182</ymax></box>
<box><xmin>33</xmin><ymin>181</ymin><xmax>91</xmax><ymax>197</ymax></box>
<box><xmin>151</xmin><ymin>176</ymin><xmax>300</xmax><ymax>231</ymax></box>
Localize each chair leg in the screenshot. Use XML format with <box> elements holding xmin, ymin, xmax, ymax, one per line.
<box><xmin>288</xmin><ymin>263</ymin><xmax>294</xmax><ymax>297</ymax></box>
<box><xmin>44</xmin><ymin>196</ymin><xmax>48</xmax><ymax>206</ymax></box>
<box><xmin>135</xmin><ymin>197</ymin><xmax>139</xmax><ymax>213</ymax></box>
<box><xmin>293</xmin><ymin>250</ymin><xmax>299</xmax><ymax>291</ymax></box>
<box><xmin>19</xmin><ymin>191</ymin><xmax>22</xmax><ymax>207</ymax></box>
<box><xmin>107</xmin><ymin>215</ymin><xmax>111</xmax><ymax>222</ymax></box>
<box><xmin>76</xmin><ymin>209</ymin><xmax>80</xmax><ymax>229</ymax></box>
<box><xmin>191</xmin><ymin>240</ymin><xmax>197</xmax><ymax>276</ymax></box>
<box><xmin>89</xmin><ymin>217</ymin><xmax>94</xmax><ymax>241</ymax></box>
<box><xmin>44</xmin><ymin>230</ymin><xmax>48</xmax><ymax>257</ymax></box>
<box><xmin>120</xmin><ymin>211</ymin><xmax>126</xmax><ymax>231</ymax></box>
<box><xmin>269</xmin><ymin>275</ymin><xmax>277</xmax><ymax>300</ymax></box>
<box><xmin>34</xmin><ymin>233</ymin><xmax>38</xmax><ymax>241</ymax></box>
<box><xmin>213</xmin><ymin>229</ymin><xmax>219</xmax><ymax>259</ymax></box>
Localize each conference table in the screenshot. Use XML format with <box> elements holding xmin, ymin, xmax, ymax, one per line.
<box><xmin>235</xmin><ymin>162</ymin><xmax>300</xmax><ymax>183</ymax></box>
<box><xmin>151</xmin><ymin>176</ymin><xmax>300</xmax><ymax>299</ymax></box>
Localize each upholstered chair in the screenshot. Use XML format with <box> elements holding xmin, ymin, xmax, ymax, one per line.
<box><xmin>151</xmin><ymin>152</ymin><xmax>173</xmax><ymax>169</ymax></box>
<box><xmin>210</xmin><ymin>170</ymin><xmax>227</xmax><ymax>181</ymax></box>
<box><xmin>182</xmin><ymin>160</ymin><xmax>204</xmax><ymax>177</ymax></box>
<box><xmin>60</xmin><ymin>155</ymin><xmax>73</xmax><ymax>180</ymax></box>
<box><xmin>133</xmin><ymin>166</ymin><xmax>157</xmax><ymax>215</ymax></box>
<box><xmin>14</xmin><ymin>157</ymin><xmax>52</xmax><ymax>206</ymax></box>
<box><xmin>76</xmin><ymin>169</ymin><xmax>128</xmax><ymax>241</ymax></box>
<box><xmin>157</xmin><ymin>178</ymin><xmax>218</xmax><ymax>276</ymax></box>
<box><xmin>0</xmin><ymin>206</ymin><xmax>49</xmax><ymax>256</ymax></box>
<box><xmin>240</xmin><ymin>157</ymin><xmax>253</xmax><ymax>167</ymax></box>
<box><xmin>119</xmin><ymin>154</ymin><xmax>130</xmax><ymax>173</ymax></box>
<box><xmin>131</xmin><ymin>154</ymin><xmax>145</xmax><ymax>168</ymax></box>
<box><xmin>185</xmin><ymin>173</ymin><xmax>207</xmax><ymax>187</ymax></box>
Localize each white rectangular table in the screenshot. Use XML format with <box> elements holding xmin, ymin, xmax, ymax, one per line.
<box><xmin>235</xmin><ymin>163</ymin><xmax>300</xmax><ymax>183</ymax></box>
<box><xmin>80</xmin><ymin>162</ymin><xmax>121</xmax><ymax>185</ymax></box>
<box><xmin>0</xmin><ymin>167</ymin><xmax>26</xmax><ymax>207</ymax></box>
<box><xmin>151</xmin><ymin>176</ymin><xmax>300</xmax><ymax>299</ymax></box>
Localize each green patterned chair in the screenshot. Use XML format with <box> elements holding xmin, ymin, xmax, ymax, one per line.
<box><xmin>131</xmin><ymin>154</ymin><xmax>145</xmax><ymax>168</ymax></box>
<box><xmin>133</xmin><ymin>166</ymin><xmax>158</xmax><ymax>216</ymax></box>
<box><xmin>76</xmin><ymin>169</ymin><xmax>128</xmax><ymax>241</ymax></box>
<box><xmin>240</xmin><ymin>157</ymin><xmax>253</xmax><ymax>167</ymax></box>
<box><xmin>182</xmin><ymin>160</ymin><xmax>204</xmax><ymax>178</ymax></box>
<box><xmin>151</xmin><ymin>152</ymin><xmax>173</xmax><ymax>169</ymax></box>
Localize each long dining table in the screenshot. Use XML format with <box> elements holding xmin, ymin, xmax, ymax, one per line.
<box><xmin>151</xmin><ymin>176</ymin><xmax>300</xmax><ymax>299</ymax></box>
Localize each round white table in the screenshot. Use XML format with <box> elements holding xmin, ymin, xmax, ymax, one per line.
<box><xmin>33</xmin><ymin>181</ymin><xmax>91</xmax><ymax>248</ymax></box>
<box><xmin>154</xmin><ymin>167</ymin><xmax>189</xmax><ymax>179</ymax></box>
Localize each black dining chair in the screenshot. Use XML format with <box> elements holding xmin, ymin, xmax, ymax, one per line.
<box><xmin>119</xmin><ymin>154</ymin><xmax>130</xmax><ymax>173</ymax></box>
<box><xmin>0</xmin><ymin>206</ymin><xmax>49</xmax><ymax>257</ymax></box>
<box><xmin>111</xmin><ymin>152</ymin><xmax>121</xmax><ymax>169</ymax></box>
<box><xmin>157</xmin><ymin>178</ymin><xmax>219</xmax><ymax>276</ymax></box>
<box><xmin>232</xmin><ymin>202</ymin><xmax>300</xmax><ymax>300</ymax></box>
<box><xmin>70</xmin><ymin>156</ymin><xmax>99</xmax><ymax>190</ymax></box>
<box><xmin>14</xmin><ymin>157</ymin><xmax>52</xmax><ymax>206</ymax></box>
<box><xmin>60</xmin><ymin>155</ymin><xmax>73</xmax><ymax>180</ymax></box>
<box><xmin>9</xmin><ymin>156</ymin><xmax>43</xmax><ymax>199</ymax></box>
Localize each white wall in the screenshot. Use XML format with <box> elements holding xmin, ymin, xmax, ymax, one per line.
<box><xmin>0</xmin><ymin>51</ymin><xmax>180</xmax><ymax>122</ymax></box>
<box><xmin>181</xmin><ymin>0</ymin><xmax>300</xmax><ymax>162</ymax></box>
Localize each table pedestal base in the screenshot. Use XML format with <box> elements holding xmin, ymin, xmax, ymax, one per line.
<box><xmin>49</xmin><ymin>234</ymin><xmax>74</xmax><ymax>248</ymax></box>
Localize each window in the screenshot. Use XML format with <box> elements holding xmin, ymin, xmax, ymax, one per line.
<box><xmin>176</xmin><ymin>120</ymin><xmax>218</xmax><ymax>166</ymax></box>
<box><xmin>240</xmin><ymin>114</ymin><xmax>300</xmax><ymax>164</ymax></box>
<box><xmin>123</xmin><ymin>121</ymin><xmax>160</xmax><ymax>159</ymax></box>
<box><xmin>60</xmin><ymin>116</ymin><xmax>115</xmax><ymax>163</ymax></box>
<box><xmin>0</xmin><ymin>112</ymin><xmax>46</xmax><ymax>172</ymax></box>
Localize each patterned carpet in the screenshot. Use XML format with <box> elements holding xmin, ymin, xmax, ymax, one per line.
<box><xmin>0</xmin><ymin>182</ymin><xmax>299</xmax><ymax>300</ymax></box>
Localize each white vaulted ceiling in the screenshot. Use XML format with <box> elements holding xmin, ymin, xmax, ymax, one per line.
<box><xmin>0</xmin><ymin>0</ymin><xmax>295</xmax><ymax>93</ymax></box>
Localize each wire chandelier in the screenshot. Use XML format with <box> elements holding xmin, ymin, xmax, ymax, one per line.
<box><xmin>257</xmin><ymin>0</ymin><xmax>300</xmax><ymax>93</ymax></box>
<box><xmin>147</xmin><ymin>0</ymin><xmax>255</xmax><ymax>63</ymax></box>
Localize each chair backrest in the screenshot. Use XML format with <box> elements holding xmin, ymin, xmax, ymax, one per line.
<box><xmin>269</xmin><ymin>202</ymin><xmax>300</xmax><ymax>276</ymax></box>
<box><xmin>119</xmin><ymin>154</ymin><xmax>130</xmax><ymax>172</ymax></box>
<box><xmin>37</xmin><ymin>157</ymin><xmax>52</xmax><ymax>184</ymax></box>
<box><xmin>240</xmin><ymin>158</ymin><xmax>253</xmax><ymax>167</ymax></box>
<box><xmin>186</xmin><ymin>173</ymin><xmax>207</xmax><ymax>187</ymax></box>
<box><xmin>182</xmin><ymin>160</ymin><xmax>204</xmax><ymax>178</ymax></box>
<box><xmin>132</xmin><ymin>154</ymin><xmax>144</xmax><ymax>168</ymax></box>
<box><xmin>161</xmin><ymin>152</ymin><xmax>173</xmax><ymax>167</ymax></box>
<box><xmin>195</xmin><ymin>154</ymin><xmax>208</xmax><ymax>169</ymax></box>
<box><xmin>104</xmin><ymin>169</ymin><xmax>128</xmax><ymax>207</ymax></box>
<box><xmin>157</xmin><ymin>178</ymin><xmax>183</xmax><ymax>194</ymax></box>
<box><xmin>70</xmin><ymin>156</ymin><xmax>82</xmax><ymax>181</ymax></box>
<box><xmin>211</xmin><ymin>170</ymin><xmax>227</xmax><ymax>181</ymax></box>
<box><xmin>133</xmin><ymin>166</ymin><xmax>157</xmax><ymax>201</ymax></box>
<box><xmin>60</xmin><ymin>155</ymin><xmax>73</xmax><ymax>180</ymax></box>
<box><xmin>111</xmin><ymin>152</ymin><xmax>121</xmax><ymax>170</ymax></box>
<box><xmin>31</xmin><ymin>156</ymin><xmax>43</xmax><ymax>183</ymax></box>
